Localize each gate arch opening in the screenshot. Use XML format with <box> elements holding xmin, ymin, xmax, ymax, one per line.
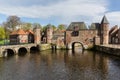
<box><xmin>30</xmin><ymin>46</ymin><xmax>39</xmax><ymax>53</ymax></box>
<box><xmin>18</xmin><ymin>47</ymin><xmax>27</xmax><ymax>55</ymax></box>
<box><xmin>72</xmin><ymin>42</ymin><xmax>84</xmax><ymax>51</ymax></box>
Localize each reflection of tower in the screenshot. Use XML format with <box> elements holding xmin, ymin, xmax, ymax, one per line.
<box><xmin>100</xmin><ymin>16</ymin><xmax>109</xmax><ymax>44</ymax></box>
<box><xmin>34</xmin><ymin>26</ymin><xmax>41</xmax><ymax>44</ymax></box>
<box><xmin>46</xmin><ymin>25</ymin><xmax>53</xmax><ymax>43</ymax></box>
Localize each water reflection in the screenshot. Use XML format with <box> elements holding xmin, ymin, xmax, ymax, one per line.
<box><xmin>0</xmin><ymin>49</ymin><xmax>120</xmax><ymax>80</ymax></box>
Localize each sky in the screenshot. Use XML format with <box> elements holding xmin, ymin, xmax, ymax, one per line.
<box><xmin>0</xmin><ymin>0</ymin><xmax>120</xmax><ymax>27</ymax></box>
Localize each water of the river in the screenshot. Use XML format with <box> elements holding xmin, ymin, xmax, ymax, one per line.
<box><xmin>0</xmin><ymin>49</ymin><xmax>120</xmax><ymax>80</ymax></box>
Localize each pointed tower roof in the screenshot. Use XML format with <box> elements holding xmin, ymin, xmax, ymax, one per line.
<box><xmin>101</xmin><ymin>15</ymin><xmax>109</xmax><ymax>24</ymax></box>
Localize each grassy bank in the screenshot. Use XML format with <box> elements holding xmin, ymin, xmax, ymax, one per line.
<box><xmin>0</xmin><ymin>40</ymin><xmax>4</xmax><ymax>45</ymax></box>
<box><xmin>0</xmin><ymin>39</ymin><xmax>9</xmax><ymax>45</ymax></box>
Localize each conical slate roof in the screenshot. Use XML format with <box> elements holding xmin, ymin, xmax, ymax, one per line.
<box><xmin>47</xmin><ymin>24</ymin><xmax>53</xmax><ymax>29</ymax></box>
<box><xmin>101</xmin><ymin>15</ymin><xmax>109</xmax><ymax>24</ymax></box>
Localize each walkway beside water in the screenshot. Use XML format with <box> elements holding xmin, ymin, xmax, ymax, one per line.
<box><xmin>95</xmin><ymin>44</ymin><xmax>120</xmax><ymax>56</ymax></box>
<box><xmin>100</xmin><ymin>44</ymin><xmax>120</xmax><ymax>49</ymax></box>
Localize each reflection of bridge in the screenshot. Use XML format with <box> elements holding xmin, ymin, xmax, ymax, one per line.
<box><xmin>0</xmin><ymin>44</ymin><xmax>39</xmax><ymax>57</ymax></box>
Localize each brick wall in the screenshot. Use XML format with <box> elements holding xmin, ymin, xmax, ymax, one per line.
<box><xmin>65</xmin><ymin>30</ymin><xmax>98</xmax><ymax>49</ymax></box>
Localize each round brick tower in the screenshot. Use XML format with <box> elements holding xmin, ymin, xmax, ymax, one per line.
<box><xmin>33</xmin><ymin>26</ymin><xmax>41</xmax><ymax>44</ymax></box>
<box><xmin>46</xmin><ymin>25</ymin><xmax>53</xmax><ymax>44</ymax></box>
<box><xmin>100</xmin><ymin>15</ymin><xmax>109</xmax><ymax>44</ymax></box>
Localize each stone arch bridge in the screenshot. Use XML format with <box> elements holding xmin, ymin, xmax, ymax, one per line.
<box><xmin>0</xmin><ymin>44</ymin><xmax>39</xmax><ymax>57</ymax></box>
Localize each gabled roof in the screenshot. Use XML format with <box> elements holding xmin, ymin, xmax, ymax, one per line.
<box><xmin>11</xmin><ymin>31</ymin><xmax>18</xmax><ymax>35</ymax></box>
<box><xmin>26</xmin><ymin>30</ymin><xmax>34</xmax><ymax>34</ymax></box>
<box><xmin>111</xmin><ymin>29</ymin><xmax>119</xmax><ymax>36</ymax></box>
<box><xmin>101</xmin><ymin>15</ymin><xmax>109</xmax><ymax>24</ymax></box>
<box><xmin>10</xmin><ymin>29</ymin><xmax>34</xmax><ymax>35</ymax></box>
<box><xmin>11</xmin><ymin>29</ymin><xmax>27</xmax><ymax>35</ymax></box>
<box><xmin>67</xmin><ymin>22</ymin><xmax>87</xmax><ymax>31</ymax></box>
<box><xmin>109</xmin><ymin>25</ymin><xmax>119</xmax><ymax>34</ymax></box>
<box><xmin>17</xmin><ymin>29</ymin><xmax>27</xmax><ymax>35</ymax></box>
<box><xmin>90</xmin><ymin>23</ymin><xmax>100</xmax><ymax>30</ymax></box>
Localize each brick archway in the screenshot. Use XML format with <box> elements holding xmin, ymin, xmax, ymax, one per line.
<box><xmin>67</xmin><ymin>42</ymin><xmax>85</xmax><ymax>50</ymax></box>
<box><xmin>72</xmin><ymin>42</ymin><xmax>85</xmax><ymax>50</ymax></box>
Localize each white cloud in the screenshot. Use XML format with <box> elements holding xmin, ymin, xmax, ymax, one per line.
<box><xmin>0</xmin><ymin>0</ymin><xmax>108</xmax><ymax>25</ymax></box>
<box><xmin>106</xmin><ymin>11</ymin><xmax>120</xmax><ymax>27</ymax></box>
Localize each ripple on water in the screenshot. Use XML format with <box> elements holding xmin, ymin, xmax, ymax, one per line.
<box><xmin>0</xmin><ymin>50</ymin><xmax>120</xmax><ymax>80</ymax></box>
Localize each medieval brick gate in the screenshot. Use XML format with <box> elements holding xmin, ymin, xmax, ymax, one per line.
<box><xmin>65</xmin><ymin>16</ymin><xmax>109</xmax><ymax>50</ymax></box>
<box><xmin>65</xmin><ymin>30</ymin><xmax>97</xmax><ymax>49</ymax></box>
<box><xmin>0</xmin><ymin>44</ymin><xmax>39</xmax><ymax>57</ymax></box>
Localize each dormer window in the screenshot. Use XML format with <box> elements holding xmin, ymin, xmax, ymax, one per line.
<box><xmin>72</xmin><ymin>26</ymin><xmax>79</xmax><ymax>36</ymax></box>
<box><xmin>74</xmin><ymin>26</ymin><xmax>79</xmax><ymax>31</ymax></box>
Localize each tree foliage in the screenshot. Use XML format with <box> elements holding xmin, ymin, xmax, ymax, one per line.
<box><xmin>42</xmin><ymin>24</ymin><xmax>56</xmax><ymax>31</ymax></box>
<box><xmin>51</xmin><ymin>25</ymin><xmax>56</xmax><ymax>31</ymax></box>
<box><xmin>0</xmin><ymin>27</ymin><xmax>5</xmax><ymax>39</ymax></box>
<box><xmin>42</xmin><ymin>26</ymin><xmax>47</xmax><ymax>31</ymax></box>
<box><xmin>57</xmin><ymin>24</ymin><xmax>66</xmax><ymax>30</ymax></box>
<box><xmin>21</xmin><ymin>23</ymin><xmax>32</xmax><ymax>30</ymax></box>
<box><xmin>4</xmin><ymin>15</ymin><xmax>21</xmax><ymax>31</ymax></box>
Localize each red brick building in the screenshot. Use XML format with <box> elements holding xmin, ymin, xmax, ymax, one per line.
<box><xmin>109</xmin><ymin>25</ymin><xmax>120</xmax><ymax>44</ymax></box>
<box><xmin>52</xmin><ymin>30</ymin><xmax>65</xmax><ymax>47</ymax></box>
<box><xmin>9</xmin><ymin>29</ymin><xmax>34</xmax><ymax>44</ymax></box>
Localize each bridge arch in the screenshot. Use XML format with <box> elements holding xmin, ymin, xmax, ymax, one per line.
<box><xmin>18</xmin><ymin>47</ymin><xmax>28</xmax><ymax>54</ymax></box>
<box><xmin>71</xmin><ymin>42</ymin><xmax>85</xmax><ymax>50</ymax></box>
<box><xmin>3</xmin><ymin>49</ymin><xmax>15</xmax><ymax>57</ymax></box>
<box><xmin>30</xmin><ymin>46</ymin><xmax>39</xmax><ymax>53</ymax></box>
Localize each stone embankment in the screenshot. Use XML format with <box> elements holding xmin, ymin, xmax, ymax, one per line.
<box><xmin>39</xmin><ymin>44</ymin><xmax>51</xmax><ymax>51</ymax></box>
<box><xmin>95</xmin><ymin>45</ymin><xmax>120</xmax><ymax>56</ymax></box>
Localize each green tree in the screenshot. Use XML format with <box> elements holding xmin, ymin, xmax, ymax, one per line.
<box><xmin>4</xmin><ymin>15</ymin><xmax>21</xmax><ymax>31</ymax></box>
<box><xmin>51</xmin><ymin>25</ymin><xmax>57</xmax><ymax>31</ymax></box>
<box><xmin>0</xmin><ymin>27</ymin><xmax>5</xmax><ymax>39</ymax></box>
<box><xmin>21</xmin><ymin>23</ymin><xmax>32</xmax><ymax>30</ymax></box>
<box><xmin>42</xmin><ymin>26</ymin><xmax>47</xmax><ymax>31</ymax></box>
<box><xmin>42</xmin><ymin>24</ymin><xmax>53</xmax><ymax>31</ymax></box>
<box><xmin>57</xmin><ymin>24</ymin><xmax>66</xmax><ymax>30</ymax></box>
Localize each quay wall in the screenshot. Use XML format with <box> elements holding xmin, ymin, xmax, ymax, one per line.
<box><xmin>95</xmin><ymin>45</ymin><xmax>120</xmax><ymax>56</ymax></box>
<box><xmin>39</xmin><ymin>44</ymin><xmax>51</xmax><ymax>51</ymax></box>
